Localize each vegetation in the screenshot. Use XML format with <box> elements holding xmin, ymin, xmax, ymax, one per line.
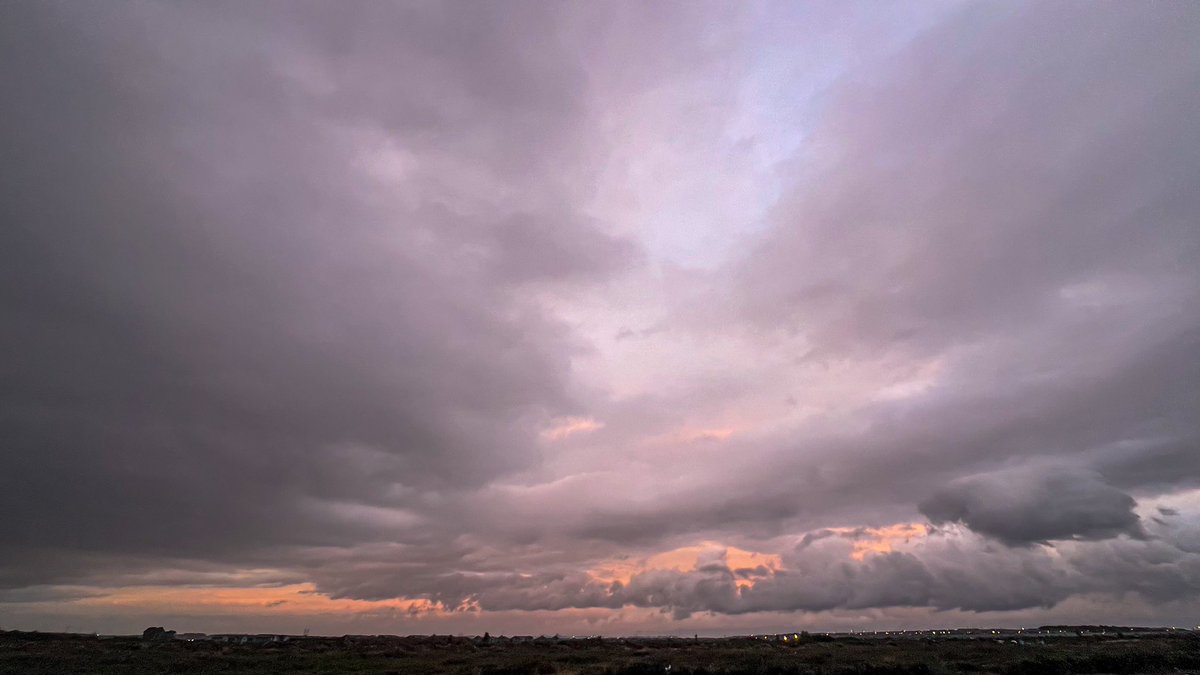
<box><xmin>2</xmin><ymin>630</ymin><xmax>1198</xmax><ymax>674</ymax></box>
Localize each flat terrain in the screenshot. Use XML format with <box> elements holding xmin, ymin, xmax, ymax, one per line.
<box><xmin>3</xmin><ymin>631</ymin><xmax>1199</xmax><ymax>674</ymax></box>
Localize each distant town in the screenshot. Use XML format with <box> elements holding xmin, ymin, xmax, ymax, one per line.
<box><xmin>127</xmin><ymin>624</ymin><xmax>1199</xmax><ymax>643</ymax></box>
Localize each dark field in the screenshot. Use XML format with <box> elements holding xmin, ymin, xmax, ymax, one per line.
<box><xmin>3</xmin><ymin>631</ymin><xmax>1199</xmax><ymax>675</ymax></box>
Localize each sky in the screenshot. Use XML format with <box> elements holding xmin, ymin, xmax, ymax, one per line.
<box><xmin>2</xmin><ymin>0</ymin><xmax>1199</xmax><ymax>637</ymax></box>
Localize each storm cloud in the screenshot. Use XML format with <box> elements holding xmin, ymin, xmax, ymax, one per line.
<box><xmin>2</xmin><ymin>0</ymin><xmax>1199</xmax><ymax>635</ymax></box>
<box><xmin>919</xmin><ymin>467</ymin><xmax>1143</xmax><ymax>545</ymax></box>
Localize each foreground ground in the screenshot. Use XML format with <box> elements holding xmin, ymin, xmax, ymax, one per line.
<box><xmin>2</xmin><ymin>631</ymin><xmax>1199</xmax><ymax>674</ymax></box>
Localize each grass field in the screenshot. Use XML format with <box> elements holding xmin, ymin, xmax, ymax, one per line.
<box><xmin>2</xmin><ymin>630</ymin><xmax>1199</xmax><ymax>674</ymax></box>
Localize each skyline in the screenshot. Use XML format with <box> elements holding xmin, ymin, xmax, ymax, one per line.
<box><xmin>2</xmin><ymin>1</ymin><xmax>1199</xmax><ymax>636</ymax></box>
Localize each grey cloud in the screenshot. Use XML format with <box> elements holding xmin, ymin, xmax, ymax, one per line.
<box><xmin>150</xmin><ymin>526</ymin><xmax>1200</xmax><ymax>620</ymax></box>
<box><xmin>524</xmin><ymin>0</ymin><xmax>1200</xmax><ymax>564</ymax></box>
<box><xmin>0</xmin><ymin>587</ymin><xmax>106</xmax><ymax>605</ymax></box>
<box><xmin>3</xmin><ymin>0</ymin><xmax>1200</xmax><ymax>633</ymax></box>
<box><xmin>733</xmin><ymin>2</ymin><xmax>1200</xmax><ymax>358</ymax></box>
<box><xmin>740</xmin><ymin>536</ymin><xmax>1076</xmax><ymax>614</ymax></box>
<box><xmin>0</xmin><ymin>0</ymin><xmax>635</xmax><ymax>583</ymax></box>
<box><xmin>487</xmin><ymin>213</ymin><xmax>639</xmax><ymax>285</ymax></box>
<box><xmin>1094</xmin><ymin>436</ymin><xmax>1200</xmax><ymax>494</ymax></box>
<box><xmin>1066</xmin><ymin>538</ymin><xmax>1200</xmax><ymax>605</ymax></box>
<box><xmin>657</xmin><ymin>0</ymin><xmax>1200</xmax><ymax>546</ymax></box>
<box><xmin>309</xmin><ymin>529</ymin><xmax>1199</xmax><ymax>619</ymax></box>
<box><xmin>919</xmin><ymin>467</ymin><xmax>1143</xmax><ymax>545</ymax></box>
<box><xmin>431</xmin><ymin>0</ymin><xmax>1200</xmax><ymax>601</ymax></box>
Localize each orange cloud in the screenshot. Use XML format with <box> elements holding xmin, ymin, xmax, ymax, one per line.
<box><xmin>73</xmin><ymin>583</ymin><xmax>444</xmax><ymax>616</ymax></box>
<box><xmin>589</xmin><ymin>542</ymin><xmax>781</xmax><ymax>587</ymax></box>
<box><xmin>540</xmin><ymin>416</ymin><xmax>604</xmax><ymax>441</ymax></box>
<box><xmin>824</xmin><ymin>523</ymin><xmax>930</xmax><ymax>561</ymax></box>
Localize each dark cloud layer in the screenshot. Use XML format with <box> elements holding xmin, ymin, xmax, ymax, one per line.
<box><xmin>919</xmin><ymin>467</ymin><xmax>1143</xmax><ymax>545</ymax></box>
<box><xmin>2</xmin><ymin>0</ymin><xmax>1200</xmax><ymax>633</ymax></box>
<box><xmin>1</xmin><ymin>0</ymin><xmax>627</xmax><ymax>561</ymax></box>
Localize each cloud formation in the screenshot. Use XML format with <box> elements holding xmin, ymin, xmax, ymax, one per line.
<box><xmin>2</xmin><ymin>0</ymin><xmax>1199</xmax><ymax>635</ymax></box>
<box><xmin>919</xmin><ymin>467</ymin><xmax>1143</xmax><ymax>545</ymax></box>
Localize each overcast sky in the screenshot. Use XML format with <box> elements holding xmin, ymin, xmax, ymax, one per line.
<box><xmin>2</xmin><ymin>0</ymin><xmax>1199</xmax><ymax>636</ymax></box>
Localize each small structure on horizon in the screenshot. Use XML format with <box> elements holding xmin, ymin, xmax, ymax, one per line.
<box><xmin>142</xmin><ymin>627</ymin><xmax>176</xmax><ymax>641</ymax></box>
